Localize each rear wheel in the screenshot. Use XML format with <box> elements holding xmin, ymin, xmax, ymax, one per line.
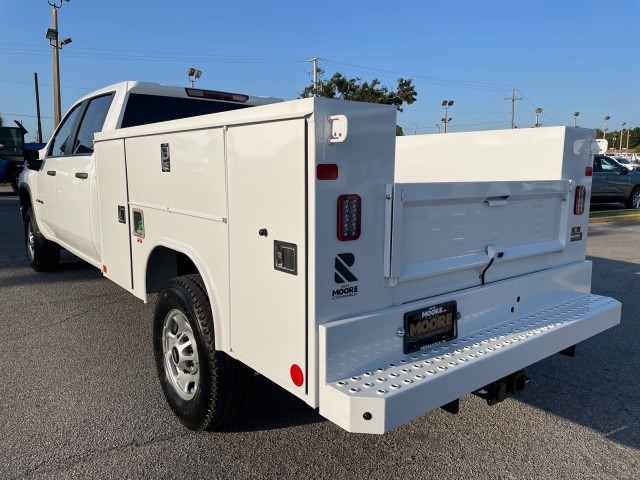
<box><xmin>153</xmin><ymin>274</ymin><xmax>253</xmax><ymax>430</ymax></box>
<box><xmin>24</xmin><ymin>207</ymin><xmax>60</xmax><ymax>272</ymax></box>
<box><xmin>625</xmin><ymin>187</ymin><xmax>640</xmax><ymax>209</ymax></box>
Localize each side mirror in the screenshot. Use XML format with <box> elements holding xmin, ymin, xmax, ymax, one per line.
<box><xmin>621</xmin><ymin>166</ymin><xmax>629</xmax><ymax>175</ymax></box>
<box><xmin>0</xmin><ymin>141</ymin><xmax>5</xmax><ymax>152</ymax></box>
<box><xmin>25</xmin><ymin>150</ymin><xmax>43</xmax><ymax>171</ymax></box>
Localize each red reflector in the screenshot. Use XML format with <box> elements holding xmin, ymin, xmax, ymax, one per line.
<box><xmin>317</xmin><ymin>164</ymin><xmax>338</xmax><ymax>180</ymax></box>
<box><xmin>337</xmin><ymin>194</ymin><xmax>361</xmax><ymax>241</ymax></box>
<box><xmin>574</xmin><ymin>186</ymin><xmax>586</xmax><ymax>215</ymax></box>
<box><xmin>585</xmin><ymin>166</ymin><xmax>593</xmax><ymax>177</ymax></box>
<box><xmin>185</xmin><ymin>88</ymin><xmax>249</xmax><ymax>103</ymax></box>
<box><xmin>290</xmin><ymin>364</ymin><xmax>304</xmax><ymax>387</ymax></box>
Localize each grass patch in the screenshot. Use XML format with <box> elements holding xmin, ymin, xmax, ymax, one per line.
<box><xmin>590</xmin><ymin>209</ymin><xmax>639</xmax><ymax>218</ymax></box>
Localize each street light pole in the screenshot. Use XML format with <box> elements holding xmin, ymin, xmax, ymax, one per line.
<box><xmin>441</xmin><ymin>99</ymin><xmax>454</xmax><ymax>133</ymax></box>
<box><xmin>620</xmin><ymin>122</ymin><xmax>626</xmax><ymax>151</ymax></box>
<box><xmin>603</xmin><ymin>115</ymin><xmax>610</xmax><ymax>140</ymax></box>
<box><xmin>535</xmin><ymin>108</ymin><xmax>543</xmax><ymax>127</ymax></box>
<box><xmin>627</xmin><ymin>128</ymin><xmax>631</xmax><ymax>152</ymax></box>
<box><xmin>47</xmin><ymin>0</ymin><xmax>71</xmax><ymax>129</ymax></box>
<box><xmin>573</xmin><ymin>111</ymin><xmax>580</xmax><ymax>127</ymax></box>
<box><xmin>51</xmin><ymin>6</ymin><xmax>61</xmax><ymax>128</ymax></box>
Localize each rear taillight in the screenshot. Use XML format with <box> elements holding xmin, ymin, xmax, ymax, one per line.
<box><xmin>585</xmin><ymin>166</ymin><xmax>593</xmax><ymax>176</ymax></box>
<box><xmin>574</xmin><ymin>186</ymin><xmax>586</xmax><ymax>215</ymax></box>
<box><xmin>337</xmin><ymin>194</ymin><xmax>361</xmax><ymax>241</ymax></box>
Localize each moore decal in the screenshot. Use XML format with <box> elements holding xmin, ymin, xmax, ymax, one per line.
<box><xmin>332</xmin><ymin>284</ymin><xmax>359</xmax><ymax>300</ymax></box>
<box><xmin>421</xmin><ymin>306</ymin><xmax>447</xmax><ymax>318</ymax></box>
<box><xmin>410</xmin><ymin>312</ymin><xmax>454</xmax><ymax>339</ymax></box>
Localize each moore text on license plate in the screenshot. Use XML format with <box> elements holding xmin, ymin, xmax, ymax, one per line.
<box><xmin>403</xmin><ymin>301</ymin><xmax>457</xmax><ymax>354</ymax></box>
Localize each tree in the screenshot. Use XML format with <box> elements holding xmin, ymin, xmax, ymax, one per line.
<box><xmin>300</xmin><ymin>69</ymin><xmax>417</xmax><ymax>135</ymax></box>
<box><xmin>596</xmin><ymin>127</ymin><xmax>640</xmax><ymax>152</ymax></box>
<box><xmin>0</xmin><ymin>113</ymin><xmax>3</xmax><ymax>127</ymax></box>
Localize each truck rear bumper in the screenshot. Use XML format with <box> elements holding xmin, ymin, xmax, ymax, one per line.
<box><xmin>318</xmin><ymin>265</ymin><xmax>620</xmax><ymax>434</ymax></box>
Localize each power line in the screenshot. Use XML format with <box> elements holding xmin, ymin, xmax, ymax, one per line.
<box><xmin>322</xmin><ymin>59</ymin><xmax>510</xmax><ymax>93</ymax></box>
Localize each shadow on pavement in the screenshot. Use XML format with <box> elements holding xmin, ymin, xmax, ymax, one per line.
<box><xmin>515</xmin><ymin>254</ymin><xmax>639</xmax><ymax>450</ymax></box>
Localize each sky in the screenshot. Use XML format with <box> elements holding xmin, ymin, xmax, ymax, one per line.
<box><xmin>1</xmin><ymin>0</ymin><xmax>638</xmax><ymax>142</ymax></box>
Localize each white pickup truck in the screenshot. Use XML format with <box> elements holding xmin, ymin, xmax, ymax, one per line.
<box><xmin>19</xmin><ymin>82</ymin><xmax>621</xmax><ymax>434</ymax></box>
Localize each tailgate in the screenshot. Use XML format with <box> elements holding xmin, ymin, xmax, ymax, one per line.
<box><xmin>384</xmin><ymin>180</ymin><xmax>571</xmax><ymax>288</ymax></box>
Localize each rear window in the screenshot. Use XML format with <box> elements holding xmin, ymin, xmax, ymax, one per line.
<box><xmin>121</xmin><ymin>93</ymin><xmax>250</xmax><ymax>128</ymax></box>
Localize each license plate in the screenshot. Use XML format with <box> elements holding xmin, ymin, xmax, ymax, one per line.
<box><xmin>403</xmin><ymin>301</ymin><xmax>457</xmax><ymax>354</ymax></box>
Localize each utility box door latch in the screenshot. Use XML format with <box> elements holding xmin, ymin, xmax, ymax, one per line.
<box><xmin>118</xmin><ymin>205</ymin><xmax>126</xmax><ymax>224</ymax></box>
<box><xmin>274</xmin><ymin>240</ymin><xmax>297</xmax><ymax>275</ymax></box>
<box><xmin>161</xmin><ymin>143</ymin><xmax>171</xmax><ymax>172</ymax></box>
<box><xmin>328</xmin><ymin>115</ymin><xmax>348</xmax><ymax>144</ymax></box>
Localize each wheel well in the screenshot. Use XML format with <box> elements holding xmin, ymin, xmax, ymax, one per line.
<box><xmin>146</xmin><ymin>246</ymin><xmax>199</xmax><ymax>294</ymax></box>
<box><xmin>19</xmin><ymin>188</ymin><xmax>32</xmax><ymax>222</ymax></box>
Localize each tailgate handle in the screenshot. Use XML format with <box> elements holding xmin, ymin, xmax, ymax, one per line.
<box><xmin>485</xmin><ymin>196</ymin><xmax>509</xmax><ymax>207</ymax></box>
<box><xmin>75</xmin><ymin>172</ymin><xmax>88</xmax><ymax>179</ymax></box>
<box><xmin>46</xmin><ymin>170</ymin><xmax>56</xmax><ymax>176</ymax></box>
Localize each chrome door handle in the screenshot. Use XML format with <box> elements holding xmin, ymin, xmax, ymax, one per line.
<box><xmin>47</xmin><ymin>170</ymin><xmax>56</xmax><ymax>176</ymax></box>
<box><xmin>75</xmin><ymin>172</ymin><xmax>88</xmax><ymax>179</ymax></box>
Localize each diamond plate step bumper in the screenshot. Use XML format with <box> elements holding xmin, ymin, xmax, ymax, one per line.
<box><xmin>319</xmin><ymin>294</ymin><xmax>621</xmax><ymax>434</ymax></box>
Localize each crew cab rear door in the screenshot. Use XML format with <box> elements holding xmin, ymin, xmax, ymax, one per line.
<box><xmin>592</xmin><ymin>156</ymin><xmax>629</xmax><ymax>198</ymax></box>
<box><xmin>44</xmin><ymin>93</ymin><xmax>115</xmax><ymax>263</ymax></box>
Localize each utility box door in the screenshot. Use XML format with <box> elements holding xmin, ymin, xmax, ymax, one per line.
<box><xmin>96</xmin><ymin>138</ymin><xmax>133</xmax><ymax>291</ymax></box>
<box><xmin>227</xmin><ymin>119</ymin><xmax>308</xmax><ymax>396</ymax></box>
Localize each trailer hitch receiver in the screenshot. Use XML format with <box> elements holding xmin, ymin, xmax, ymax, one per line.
<box><xmin>473</xmin><ymin>370</ymin><xmax>530</xmax><ymax>406</ymax></box>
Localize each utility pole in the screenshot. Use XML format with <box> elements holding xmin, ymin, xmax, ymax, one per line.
<box><xmin>34</xmin><ymin>72</ymin><xmax>43</xmax><ymax>143</ymax></box>
<box><xmin>620</xmin><ymin>122</ymin><xmax>626</xmax><ymax>151</ymax></box>
<box><xmin>505</xmin><ymin>87</ymin><xmax>521</xmax><ymax>129</ymax></box>
<box><xmin>627</xmin><ymin>128</ymin><xmax>631</xmax><ymax>152</ymax></box>
<box><xmin>307</xmin><ymin>57</ymin><xmax>319</xmax><ymax>96</ymax></box>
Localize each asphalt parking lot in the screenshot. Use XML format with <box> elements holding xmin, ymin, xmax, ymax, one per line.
<box><xmin>1</xmin><ymin>185</ymin><xmax>638</xmax><ymax>479</ymax></box>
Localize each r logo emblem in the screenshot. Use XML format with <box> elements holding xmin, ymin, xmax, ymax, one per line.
<box><xmin>335</xmin><ymin>253</ymin><xmax>357</xmax><ymax>284</ymax></box>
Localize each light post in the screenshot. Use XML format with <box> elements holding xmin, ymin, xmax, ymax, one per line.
<box><xmin>620</xmin><ymin>122</ymin><xmax>626</xmax><ymax>151</ymax></box>
<box><xmin>627</xmin><ymin>128</ymin><xmax>631</xmax><ymax>153</ymax></box>
<box><xmin>573</xmin><ymin>111</ymin><xmax>580</xmax><ymax>127</ymax></box>
<box><xmin>534</xmin><ymin>108</ymin><xmax>543</xmax><ymax>127</ymax></box>
<box><xmin>187</xmin><ymin>67</ymin><xmax>202</xmax><ymax>87</ymax></box>
<box><xmin>613</xmin><ymin>137</ymin><xmax>617</xmax><ymax>153</ymax></box>
<box><xmin>603</xmin><ymin>115</ymin><xmax>610</xmax><ymax>140</ymax></box>
<box><xmin>46</xmin><ymin>0</ymin><xmax>71</xmax><ymax>129</ymax></box>
<box><xmin>441</xmin><ymin>99</ymin><xmax>454</xmax><ymax>133</ymax></box>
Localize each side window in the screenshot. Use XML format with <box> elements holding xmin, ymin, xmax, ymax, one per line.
<box><xmin>48</xmin><ymin>104</ymin><xmax>82</xmax><ymax>157</ymax></box>
<box><xmin>600</xmin><ymin>158</ymin><xmax>618</xmax><ymax>173</ymax></box>
<box><xmin>73</xmin><ymin>93</ymin><xmax>115</xmax><ymax>155</ymax></box>
<box><xmin>593</xmin><ymin>158</ymin><xmax>602</xmax><ymax>173</ymax></box>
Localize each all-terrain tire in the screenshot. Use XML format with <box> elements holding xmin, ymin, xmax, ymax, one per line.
<box><xmin>24</xmin><ymin>207</ymin><xmax>60</xmax><ymax>272</ymax></box>
<box><xmin>153</xmin><ymin>274</ymin><xmax>254</xmax><ymax>430</ymax></box>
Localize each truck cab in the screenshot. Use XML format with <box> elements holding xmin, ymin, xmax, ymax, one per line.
<box><xmin>20</xmin><ymin>81</ymin><xmax>281</xmax><ymax>268</ymax></box>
